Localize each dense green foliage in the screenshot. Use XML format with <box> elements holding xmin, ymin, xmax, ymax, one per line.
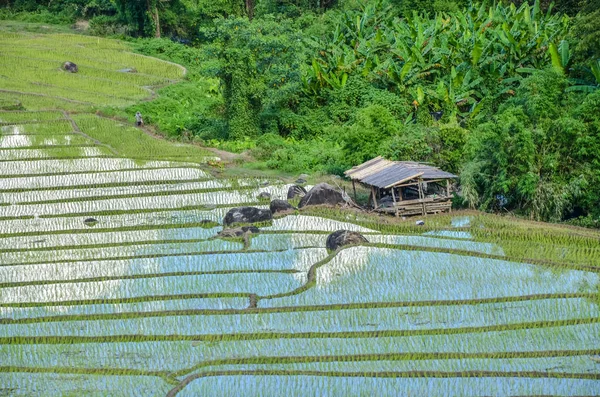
<box><xmin>2</xmin><ymin>0</ymin><xmax>599</xmax><ymax>225</ymax></box>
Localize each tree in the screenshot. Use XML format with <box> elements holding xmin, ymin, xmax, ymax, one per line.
<box><xmin>203</xmin><ymin>17</ymin><xmax>302</xmax><ymax>139</ymax></box>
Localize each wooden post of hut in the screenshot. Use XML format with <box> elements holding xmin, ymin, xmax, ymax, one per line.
<box><xmin>418</xmin><ymin>178</ymin><xmax>426</xmax><ymax>215</ymax></box>
<box><xmin>371</xmin><ymin>186</ymin><xmax>378</xmax><ymax>209</ymax></box>
<box><xmin>446</xmin><ymin>179</ymin><xmax>452</xmax><ymax>213</ymax></box>
<box><xmin>352</xmin><ymin>180</ymin><xmax>358</xmax><ymax>203</ymax></box>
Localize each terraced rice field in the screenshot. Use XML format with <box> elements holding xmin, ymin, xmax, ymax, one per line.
<box><xmin>1</xmin><ymin>31</ymin><xmax>600</xmax><ymax>396</ymax></box>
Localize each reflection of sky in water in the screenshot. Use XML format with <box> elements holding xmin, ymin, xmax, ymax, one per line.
<box><xmin>0</xmin><ymin>125</ymin><xmax>28</xmax><ymax>147</ymax></box>
<box><xmin>451</xmin><ymin>216</ymin><xmax>472</xmax><ymax>227</ymax></box>
<box><xmin>263</xmin><ymin>215</ymin><xmax>377</xmax><ymax>233</ymax></box>
<box><xmin>250</xmin><ymin>233</ymin><xmax>328</xmax><ymax>251</ymax></box>
<box><xmin>0</xmin><ymin>297</ymin><xmax>249</xmax><ymax>320</ymax></box>
<box><xmin>5</xmin><ymin>323</ymin><xmax>600</xmax><ymax>371</ymax></box>
<box><xmin>181</xmin><ymin>376</ymin><xmax>600</xmax><ymax>397</ymax></box>
<box><xmin>261</xmin><ymin>247</ymin><xmax>599</xmax><ymax>306</ymax></box>
<box><xmin>6</xmin><ymin>296</ymin><xmax>598</xmax><ymax>338</ymax></box>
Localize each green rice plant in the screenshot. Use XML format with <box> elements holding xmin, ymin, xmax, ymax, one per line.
<box><xmin>0</xmin><ymin>111</ymin><xmax>64</xmax><ymax>124</ymax></box>
<box><xmin>0</xmin><ymin>145</ymin><xmax>111</xmax><ymax>161</ymax></box>
<box><xmin>1</xmin><ymin>323</ymin><xmax>599</xmax><ymax>371</ymax></box>
<box><xmin>72</xmin><ymin>115</ymin><xmax>213</xmax><ymax>163</ymax></box>
<box><xmin>0</xmin><ymin>91</ymin><xmax>96</xmax><ymax>112</ymax></box>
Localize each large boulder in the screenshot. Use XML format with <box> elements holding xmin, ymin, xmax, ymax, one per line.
<box><xmin>218</xmin><ymin>226</ymin><xmax>259</xmax><ymax>238</ymax></box>
<box><xmin>223</xmin><ymin>207</ymin><xmax>272</xmax><ymax>227</ymax></box>
<box><xmin>62</xmin><ymin>61</ymin><xmax>78</xmax><ymax>73</ymax></box>
<box><xmin>270</xmin><ymin>199</ymin><xmax>294</xmax><ymax>215</ymax></box>
<box><xmin>326</xmin><ymin>230</ymin><xmax>369</xmax><ymax>251</ymax></box>
<box><xmin>298</xmin><ymin>183</ymin><xmax>345</xmax><ymax>208</ymax></box>
<box><xmin>287</xmin><ymin>185</ymin><xmax>307</xmax><ymax>200</ymax></box>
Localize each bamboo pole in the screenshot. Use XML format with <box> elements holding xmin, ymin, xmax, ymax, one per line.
<box><xmin>352</xmin><ymin>180</ymin><xmax>357</xmax><ymax>203</ymax></box>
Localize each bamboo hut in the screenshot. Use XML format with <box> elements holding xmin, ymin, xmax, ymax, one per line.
<box><xmin>345</xmin><ymin>157</ymin><xmax>458</xmax><ymax>216</ymax></box>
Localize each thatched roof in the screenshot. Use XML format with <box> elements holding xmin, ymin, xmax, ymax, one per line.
<box><xmin>345</xmin><ymin>156</ymin><xmax>457</xmax><ymax>189</ymax></box>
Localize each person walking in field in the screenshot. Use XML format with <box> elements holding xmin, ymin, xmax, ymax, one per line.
<box><xmin>135</xmin><ymin>111</ymin><xmax>143</xmax><ymax>127</ymax></box>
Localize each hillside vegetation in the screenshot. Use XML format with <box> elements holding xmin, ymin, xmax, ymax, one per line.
<box><xmin>2</xmin><ymin>0</ymin><xmax>599</xmax><ymax>226</ymax></box>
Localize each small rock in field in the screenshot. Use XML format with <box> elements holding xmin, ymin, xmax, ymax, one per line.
<box><xmin>84</xmin><ymin>217</ymin><xmax>98</xmax><ymax>227</ymax></box>
<box><xmin>295</xmin><ymin>178</ymin><xmax>307</xmax><ymax>184</ymax></box>
<box><xmin>63</xmin><ymin>61</ymin><xmax>78</xmax><ymax>73</ymax></box>
<box><xmin>257</xmin><ymin>192</ymin><xmax>271</xmax><ymax>201</ymax></box>
<box><xmin>416</xmin><ymin>220</ymin><xmax>425</xmax><ymax>226</ymax></box>
<box><xmin>118</xmin><ymin>68</ymin><xmax>137</xmax><ymax>73</ymax></box>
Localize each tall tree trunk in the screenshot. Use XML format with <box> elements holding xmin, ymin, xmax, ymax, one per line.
<box><xmin>245</xmin><ymin>0</ymin><xmax>254</xmax><ymax>20</ymax></box>
<box><xmin>154</xmin><ymin>6</ymin><xmax>160</xmax><ymax>38</ymax></box>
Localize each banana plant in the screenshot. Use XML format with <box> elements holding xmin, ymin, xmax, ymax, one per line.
<box><xmin>567</xmin><ymin>60</ymin><xmax>600</xmax><ymax>92</ymax></box>
<box><xmin>548</xmin><ymin>39</ymin><xmax>570</xmax><ymax>74</ymax></box>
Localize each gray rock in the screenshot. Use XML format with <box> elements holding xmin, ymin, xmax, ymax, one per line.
<box><xmin>287</xmin><ymin>185</ymin><xmax>307</xmax><ymax>200</ymax></box>
<box><xmin>298</xmin><ymin>183</ymin><xmax>345</xmax><ymax>208</ymax></box>
<box><xmin>326</xmin><ymin>230</ymin><xmax>369</xmax><ymax>251</ymax></box>
<box><xmin>298</xmin><ymin>174</ymin><xmax>309</xmax><ymax>180</ymax></box>
<box><xmin>63</xmin><ymin>61</ymin><xmax>78</xmax><ymax>73</ymax></box>
<box><xmin>257</xmin><ymin>192</ymin><xmax>272</xmax><ymax>201</ymax></box>
<box><xmin>223</xmin><ymin>207</ymin><xmax>272</xmax><ymax>227</ymax></box>
<box><xmin>270</xmin><ymin>199</ymin><xmax>294</xmax><ymax>215</ymax></box>
<box><xmin>118</xmin><ymin>68</ymin><xmax>137</xmax><ymax>73</ymax></box>
<box><xmin>218</xmin><ymin>226</ymin><xmax>259</xmax><ymax>238</ymax></box>
<box><xmin>295</xmin><ymin>178</ymin><xmax>307</xmax><ymax>184</ymax></box>
<box><xmin>416</xmin><ymin>220</ymin><xmax>425</xmax><ymax>226</ymax></box>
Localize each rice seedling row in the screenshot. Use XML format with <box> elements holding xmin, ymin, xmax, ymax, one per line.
<box><xmin>0</xmin><ymin>146</ymin><xmax>110</xmax><ymax>161</ymax></box>
<box><xmin>0</xmin><ymin>297</ymin><xmax>251</xmax><ymax>321</ymax></box>
<box><xmin>0</xmin><ymin>121</ymin><xmax>73</xmax><ymax>135</ymax></box>
<box><xmin>3</xmin><ymin>317</ymin><xmax>600</xmax><ymax>346</ymax></box>
<box><xmin>0</xmin><ymin>185</ymin><xmax>294</xmax><ymax>218</ymax></box>
<box><xmin>0</xmin><ymin>208</ymin><xmax>233</xmax><ymax>236</ymax></box>
<box><xmin>0</xmin><ymin>249</ymin><xmax>327</xmax><ymax>284</ymax></box>
<box><xmin>0</xmin><ymin>111</ymin><xmax>65</xmax><ymax>123</ymax></box>
<box><xmin>174</xmin><ymin>373</ymin><xmax>600</xmax><ymax>397</ymax></box>
<box><xmin>2</xmin><ymin>293</ymin><xmax>594</xmax><ymax>325</ymax></box>
<box><xmin>194</xmin><ymin>355</ymin><xmax>600</xmax><ymax>376</ymax></box>
<box><xmin>3</xmin><ymin>298</ymin><xmax>597</xmax><ymax>338</ymax></box>
<box><xmin>1</xmin><ymin>168</ymin><xmax>213</xmax><ymax>191</ymax></box>
<box><xmin>0</xmin><ymin>239</ymin><xmax>244</xmax><ymax>266</ymax></box>
<box><xmin>0</xmin><ymin>90</ymin><xmax>97</xmax><ymax>111</ymax></box>
<box><xmin>0</xmin><ymin>371</ymin><xmax>172</xmax><ymax>396</ymax></box>
<box><xmin>0</xmin><ymin>158</ymin><xmax>203</xmax><ymax>176</ymax></box>
<box><xmin>2</xmin><ymin>323</ymin><xmax>599</xmax><ymax>371</ymax></box>
<box><xmin>0</xmin><ymin>135</ymin><xmax>92</xmax><ymax>149</ymax></box>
